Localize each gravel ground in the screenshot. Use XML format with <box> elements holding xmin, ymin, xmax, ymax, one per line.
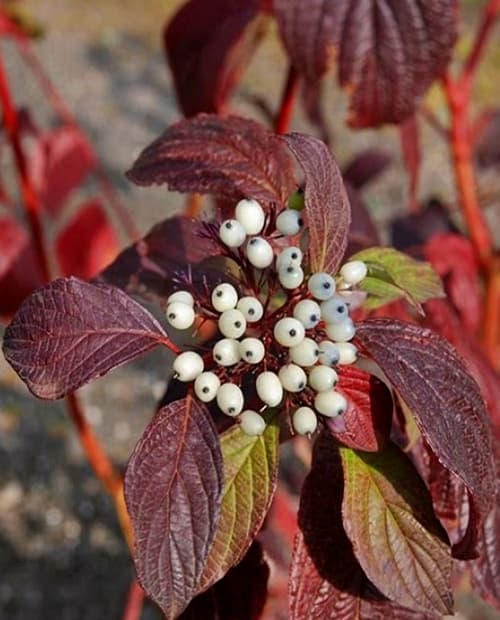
<box><xmin>1</xmin><ymin>1</ymin><xmax>500</xmax><ymax>618</ymax></box>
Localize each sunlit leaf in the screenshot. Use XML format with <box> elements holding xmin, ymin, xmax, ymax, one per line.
<box><xmin>350</xmin><ymin>247</ymin><xmax>444</xmax><ymax>311</ymax></box>
<box><xmin>340</xmin><ymin>444</ymin><xmax>453</xmax><ymax>615</ymax></box>
<box><xmin>200</xmin><ymin>415</ymin><xmax>279</xmax><ymax>588</ymax></box>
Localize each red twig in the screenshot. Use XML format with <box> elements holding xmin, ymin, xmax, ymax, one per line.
<box><xmin>483</xmin><ymin>257</ymin><xmax>500</xmax><ymax>370</ymax></box>
<box><xmin>274</xmin><ymin>65</ymin><xmax>299</xmax><ymax>135</ymax></box>
<box><xmin>122</xmin><ymin>580</ymin><xmax>145</xmax><ymax>620</ymax></box>
<box><xmin>0</xmin><ymin>53</ymin><xmax>50</xmax><ymax>282</ymax></box>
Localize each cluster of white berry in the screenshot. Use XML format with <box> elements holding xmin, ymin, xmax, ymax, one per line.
<box><xmin>166</xmin><ymin>199</ymin><xmax>367</xmax><ymax>437</ymax></box>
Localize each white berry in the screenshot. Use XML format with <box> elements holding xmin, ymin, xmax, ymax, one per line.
<box><xmin>218</xmin><ymin>309</ymin><xmax>247</xmax><ymax>339</ymax></box>
<box><xmin>166</xmin><ymin>302</ymin><xmax>195</xmax><ymax>330</ymax></box>
<box><xmin>278</xmin><ymin>364</ymin><xmax>307</xmax><ymax>392</ymax></box>
<box><xmin>340</xmin><ymin>260</ymin><xmax>368</xmax><ymax>285</ymax></box>
<box><xmin>308</xmin><ymin>273</ymin><xmax>336</xmax><ymax>300</ymax></box>
<box><xmin>278</xmin><ymin>265</ymin><xmax>304</xmax><ymax>289</ymax></box>
<box><xmin>325</xmin><ymin>318</ymin><xmax>356</xmax><ymax>342</ymax></box>
<box><xmin>337</xmin><ymin>342</ymin><xmax>358</xmax><ymax>365</ymax></box>
<box><xmin>293</xmin><ymin>299</ymin><xmax>321</xmax><ymax>329</ymax></box>
<box><xmin>308</xmin><ymin>365</ymin><xmax>338</xmax><ymax>392</ymax></box>
<box><xmin>235</xmin><ymin>198</ymin><xmax>265</xmax><ymax>235</ymax></box>
<box><xmin>239</xmin><ymin>338</ymin><xmax>265</xmax><ymax>364</ymax></box>
<box><xmin>217</xmin><ymin>383</ymin><xmax>244</xmax><ymax>417</ymax></box>
<box><xmin>246</xmin><ymin>237</ymin><xmax>274</xmax><ymax>269</ymax></box>
<box><xmin>219</xmin><ymin>219</ymin><xmax>246</xmax><ymax>247</ymax></box>
<box><xmin>289</xmin><ymin>338</ymin><xmax>319</xmax><ymax>367</ymax></box>
<box><xmin>276</xmin><ymin>246</ymin><xmax>303</xmax><ymax>270</ymax></box>
<box><xmin>314</xmin><ymin>390</ymin><xmax>348</xmax><ymax>417</ymax></box>
<box><xmin>212</xmin><ymin>283</ymin><xmax>238</xmax><ymax>312</ymax></box>
<box><xmin>173</xmin><ymin>351</ymin><xmax>204</xmax><ymax>382</ymax></box>
<box><xmin>240</xmin><ymin>410</ymin><xmax>266</xmax><ymax>436</ymax></box>
<box><xmin>213</xmin><ymin>338</ymin><xmax>240</xmax><ymax>366</ymax></box>
<box><xmin>318</xmin><ymin>340</ymin><xmax>340</xmax><ymax>366</ymax></box>
<box><xmin>321</xmin><ymin>296</ymin><xmax>349</xmax><ymax>324</ymax></box>
<box><xmin>194</xmin><ymin>372</ymin><xmax>220</xmax><ymax>402</ymax></box>
<box><xmin>274</xmin><ymin>317</ymin><xmax>305</xmax><ymax>347</ymax></box>
<box><xmin>276</xmin><ymin>209</ymin><xmax>303</xmax><ymax>236</ymax></box>
<box><xmin>167</xmin><ymin>290</ymin><xmax>194</xmax><ymax>306</ymax></box>
<box><xmin>292</xmin><ymin>407</ymin><xmax>318</xmax><ymax>435</ymax></box>
<box><xmin>256</xmin><ymin>371</ymin><xmax>283</xmax><ymax>406</ymax></box>
<box><xmin>237</xmin><ymin>296</ymin><xmax>264</xmax><ymax>322</ymax></box>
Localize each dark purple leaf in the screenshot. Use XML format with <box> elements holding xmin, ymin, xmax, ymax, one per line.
<box><xmin>285</xmin><ymin>132</ymin><xmax>351</xmax><ymax>274</ymax></box>
<box><xmin>98</xmin><ymin>215</ymin><xmax>222</xmax><ymax>307</ymax></box>
<box><xmin>0</xmin><ymin>216</ymin><xmax>28</xmax><ymax>280</ymax></box>
<box><xmin>2</xmin><ymin>277</ymin><xmax>171</xmax><ymax>399</ymax></box>
<box><xmin>165</xmin><ymin>0</ymin><xmax>263</xmax><ymax>117</ymax></box>
<box><xmin>328</xmin><ymin>365</ymin><xmax>393</xmax><ymax>452</ymax></box>
<box><xmin>179</xmin><ymin>541</ymin><xmax>269</xmax><ymax>620</ymax></box>
<box><xmin>125</xmin><ymin>396</ymin><xmax>223</xmax><ymax>619</ymax></box>
<box><xmin>274</xmin><ymin>0</ymin><xmax>458</xmax><ymax>127</ymax></box>
<box><xmin>471</xmin><ymin>442</ymin><xmax>500</xmax><ymax>610</ymax></box>
<box><xmin>342</xmin><ymin>148</ymin><xmax>392</xmax><ymax>189</ymax></box>
<box><xmin>355</xmin><ymin>318</ymin><xmax>496</xmax><ymax>557</ymax></box>
<box><xmin>127</xmin><ymin>114</ymin><xmax>296</xmax><ymax>207</ymax></box>
<box><xmin>473</xmin><ymin>109</ymin><xmax>500</xmax><ymax>169</ymax></box>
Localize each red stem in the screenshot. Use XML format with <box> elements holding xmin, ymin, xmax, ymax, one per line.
<box><xmin>274</xmin><ymin>65</ymin><xmax>299</xmax><ymax>135</ymax></box>
<box><xmin>0</xmin><ymin>53</ymin><xmax>51</xmax><ymax>281</ymax></box>
<box><xmin>122</xmin><ymin>580</ymin><xmax>145</xmax><ymax>620</ymax></box>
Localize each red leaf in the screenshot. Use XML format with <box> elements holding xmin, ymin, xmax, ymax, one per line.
<box><xmin>127</xmin><ymin>114</ymin><xmax>296</xmax><ymax>207</ymax></box>
<box><xmin>344</xmin><ymin>184</ymin><xmax>380</xmax><ymax>256</ymax></box>
<box><xmin>179</xmin><ymin>541</ymin><xmax>269</xmax><ymax>620</ymax></box>
<box><xmin>98</xmin><ymin>215</ymin><xmax>222</xmax><ymax>307</ymax></box>
<box><xmin>424</xmin><ymin>233</ymin><xmax>481</xmax><ymax>333</ymax></box>
<box><xmin>0</xmin><ymin>239</ymin><xmax>45</xmax><ymax>318</ymax></box>
<box><xmin>56</xmin><ymin>200</ymin><xmax>120</xmax><ymax>279</ymax></box>
<box><xmin>342</xmin><ymin>148</ymin><xmax>392</xmax><ymax>189</ymax></box>
<box><xmin>2</xmin><ymin>277</ymin><xmax>170</xmax><ymax>399</ymax></box>
<box><xmin>400</xmin><ymin>115</ymin><xmax>421</xmax><ymax>211</ymax></box>
<box><xmin>274</xmin><ymin>0</ymin><xmax>458</xmax><ymax>127</ymax></box>
<box><xmin>29</xmin><ymin>125</ymin><xmax>96</xmax><ymax>216</ymax></box>
<box><xmin>355</xmin><ymin>318</ymin><xmax>496</xmax><ymax>557</ymax></box>
<box><xmin>0</xmin><ymin>216</ymin><xmax>29</xmax><ymax>280</ymax></box>
<box><xmin>285</xmin><ymin>132</ymin><xmax>351</xmax><ymax>274</ymax></box>
<box><xmin>125</xmin><ymin>396</ymin><xmax>223</xmax><ymax>619</ymax></box>
<box><xmin>165</xmin><ymin>0</ymin><xmax>262</xmax><ymax>117</ymax></box>
<box><xmin>327</xmin><ymin>365</ymin><xmax>393</xmax><ymax>452</ymax></box>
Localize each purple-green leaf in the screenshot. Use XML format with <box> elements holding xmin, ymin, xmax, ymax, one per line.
<box><xmin>356</xmin><ymin>318</ymin><xmax>496</xmax><ymax>557</ymax></box>
<box><xmin>285</xmin><ymin>133</ymin><xmax>351</xmax><ymax>275</ymax></box>
<box><xmin>127</xmin><ymin>114</ymin><xmax>296</xmax><ymax>207</ymax></box>
<box><xmin>340</xmin><ymin>444</ymin><xmax>453</xmax><ymax>615</ymax></box>
<box><xmin>125</xmin><ymin>396</ymin><xmax>223</xmax><ymax>619</ymax></box>
<box><xmin>2</xmin><ymin>277</ymin><xmax>171</xmax><ymax>399</ymax></box>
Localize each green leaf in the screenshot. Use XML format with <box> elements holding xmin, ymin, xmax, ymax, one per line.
<box><xmin>199</xmin><ymin>415</ymin><xmax>280</xmax><ymax>589</ymax></box>
<box><xmin>340</xmin><ymin>443</ymin><xmax>453</xmax><ymax>616</ymax></box>
<box><xmin>350</xmin><ymin>247</ymin><xmax>444</xmax><ymax>311</ymax></box>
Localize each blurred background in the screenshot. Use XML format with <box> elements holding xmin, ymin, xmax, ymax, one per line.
<box><xmin>0</xmin><ymin>0</ymin><xmax>499</xmax><ymax>618</ymax></box>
